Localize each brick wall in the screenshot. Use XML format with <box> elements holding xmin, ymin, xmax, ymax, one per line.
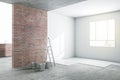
<box><xmin>13</xmin><ymin>4</ymin><xmax>47</xmax><ymax>68</ymax></box>
<box><xmin>0</xmin><ymin>44</ymin><xmax>5</xmax><ymax>57</ymax></box>
<box><xmin>5</xmin><ymin>44</ymin><xmax>12</xmax><ymax>57</ymax></box>
<box><xmin>0</xmin><ymin>44</ymin><xmax>12</xmax><ymax>57</ymax></box>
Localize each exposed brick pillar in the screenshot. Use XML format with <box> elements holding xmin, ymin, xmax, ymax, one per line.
<box><xmin>13</xmin><ymin>4</ymin><xmax>47</xmax><ymax>68</ymax></box>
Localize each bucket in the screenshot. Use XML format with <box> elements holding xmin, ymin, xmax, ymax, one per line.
<box><xmin>45</xmin><ymin>62</ymin><xmax>52</xmax><ymax>69</ymax></box>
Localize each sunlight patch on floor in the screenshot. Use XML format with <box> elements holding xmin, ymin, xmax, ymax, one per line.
<box><xmin>56</xmin><ymin>58</ymin><xmax>120</xmax><ymax>67</ymax></box>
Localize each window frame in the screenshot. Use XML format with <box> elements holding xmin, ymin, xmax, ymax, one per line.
<box><xmin>89</xmin><ymin>19</ymin><xmax>115</xmax><ymax>47</ymax></box>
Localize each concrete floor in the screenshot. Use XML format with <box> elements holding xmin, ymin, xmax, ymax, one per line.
<box><xmin>1</xmin><ymin>57</ymin><xmax>120</xmax><ymax>80</ymax></box>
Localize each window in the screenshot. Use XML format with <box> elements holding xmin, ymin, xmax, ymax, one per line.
<box><xmin>90</xmin><ymin>19</ymin><xmax>115</xmax><ymax>47</ymax></box>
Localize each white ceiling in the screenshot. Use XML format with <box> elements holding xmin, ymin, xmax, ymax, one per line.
<box><xmin>49</xmin><ymin>0</ymin><xmax>120</xmax><ymax>17</ymax></box>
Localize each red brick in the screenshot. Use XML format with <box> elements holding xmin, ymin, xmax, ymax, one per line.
<box><xmin>13</xmin><ymin>4</ymin><xmax>47</xmax><ymax>68</ymax></box>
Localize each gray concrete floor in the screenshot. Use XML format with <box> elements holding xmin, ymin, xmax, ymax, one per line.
<box><xmin>0</xmin><ymin>57</ymin><xmax>120</xmax><ymax>80</ymax></box>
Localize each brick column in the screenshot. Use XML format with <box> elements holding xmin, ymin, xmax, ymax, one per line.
<box><xmin>13</xmin><ymin>4</ymin><xmax>47</xmax><ymax>68</ymax></box>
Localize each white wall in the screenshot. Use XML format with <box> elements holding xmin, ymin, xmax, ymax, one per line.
<box><xmin>0</xmin><ymin>2</ymin><xmax>12</xmax><ymax>43</ymax></box>
<box><xmin>75</xmin><ymin>11</ymin><xmax>120</xmax><ymax>62</ymax></box>
<box><xmin>48</xmin><ymin>12</ymin><xmax>74</xmax><ymax>60</ymax></box>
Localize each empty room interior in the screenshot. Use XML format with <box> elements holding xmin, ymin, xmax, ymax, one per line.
<box><xmin>1</xmin><ymin>0</ymin><xmax>120</xmax><ymax>80</ymax></box>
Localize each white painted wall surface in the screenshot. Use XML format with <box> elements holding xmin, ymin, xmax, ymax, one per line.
<box><xmin>75</xmin><ymin>11</ymin><xmax>120</xmax><ymax>62</ymax></box>
<box><xmin>0</xmin><ymin>2</ymin><xmax>12</xmax><ymax>43</ymax></box>
<box><xmin>48</xmin><ymin>12</ymin><xmax>74</xmax><ymax>60</ymax></box>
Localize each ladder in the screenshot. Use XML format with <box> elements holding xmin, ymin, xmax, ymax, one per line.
<box><xmin>47</xmin><ymin>37</ymin><xmax>55</xmax><ymax>67</ymax></box>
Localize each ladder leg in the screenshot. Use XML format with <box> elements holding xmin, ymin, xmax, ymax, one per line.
<box><xmin>48</xmin><ymin>37</ymin><xmax>56</xmax><ymax>67</ymax></box>
<box><xmin>47</xmin><ymin>47</ymin><xmax>52</xmax><ymax>67</ymax></box>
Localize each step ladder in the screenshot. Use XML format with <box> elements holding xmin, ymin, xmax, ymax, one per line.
<box><xmin>46</xmin><ymin>37</ymin><xmax>55</xmax><ymax>67</ymax></box>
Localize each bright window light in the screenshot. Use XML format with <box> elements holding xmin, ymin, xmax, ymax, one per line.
<box><xmin>90</xmin><ymin>19</ymin><xmax>115</xmax><ymax>47</ymax></box>
<box><xmin>0</xmin><ymin>2</ymin><xmax>12</xmax><ymax>43</ymax></box>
